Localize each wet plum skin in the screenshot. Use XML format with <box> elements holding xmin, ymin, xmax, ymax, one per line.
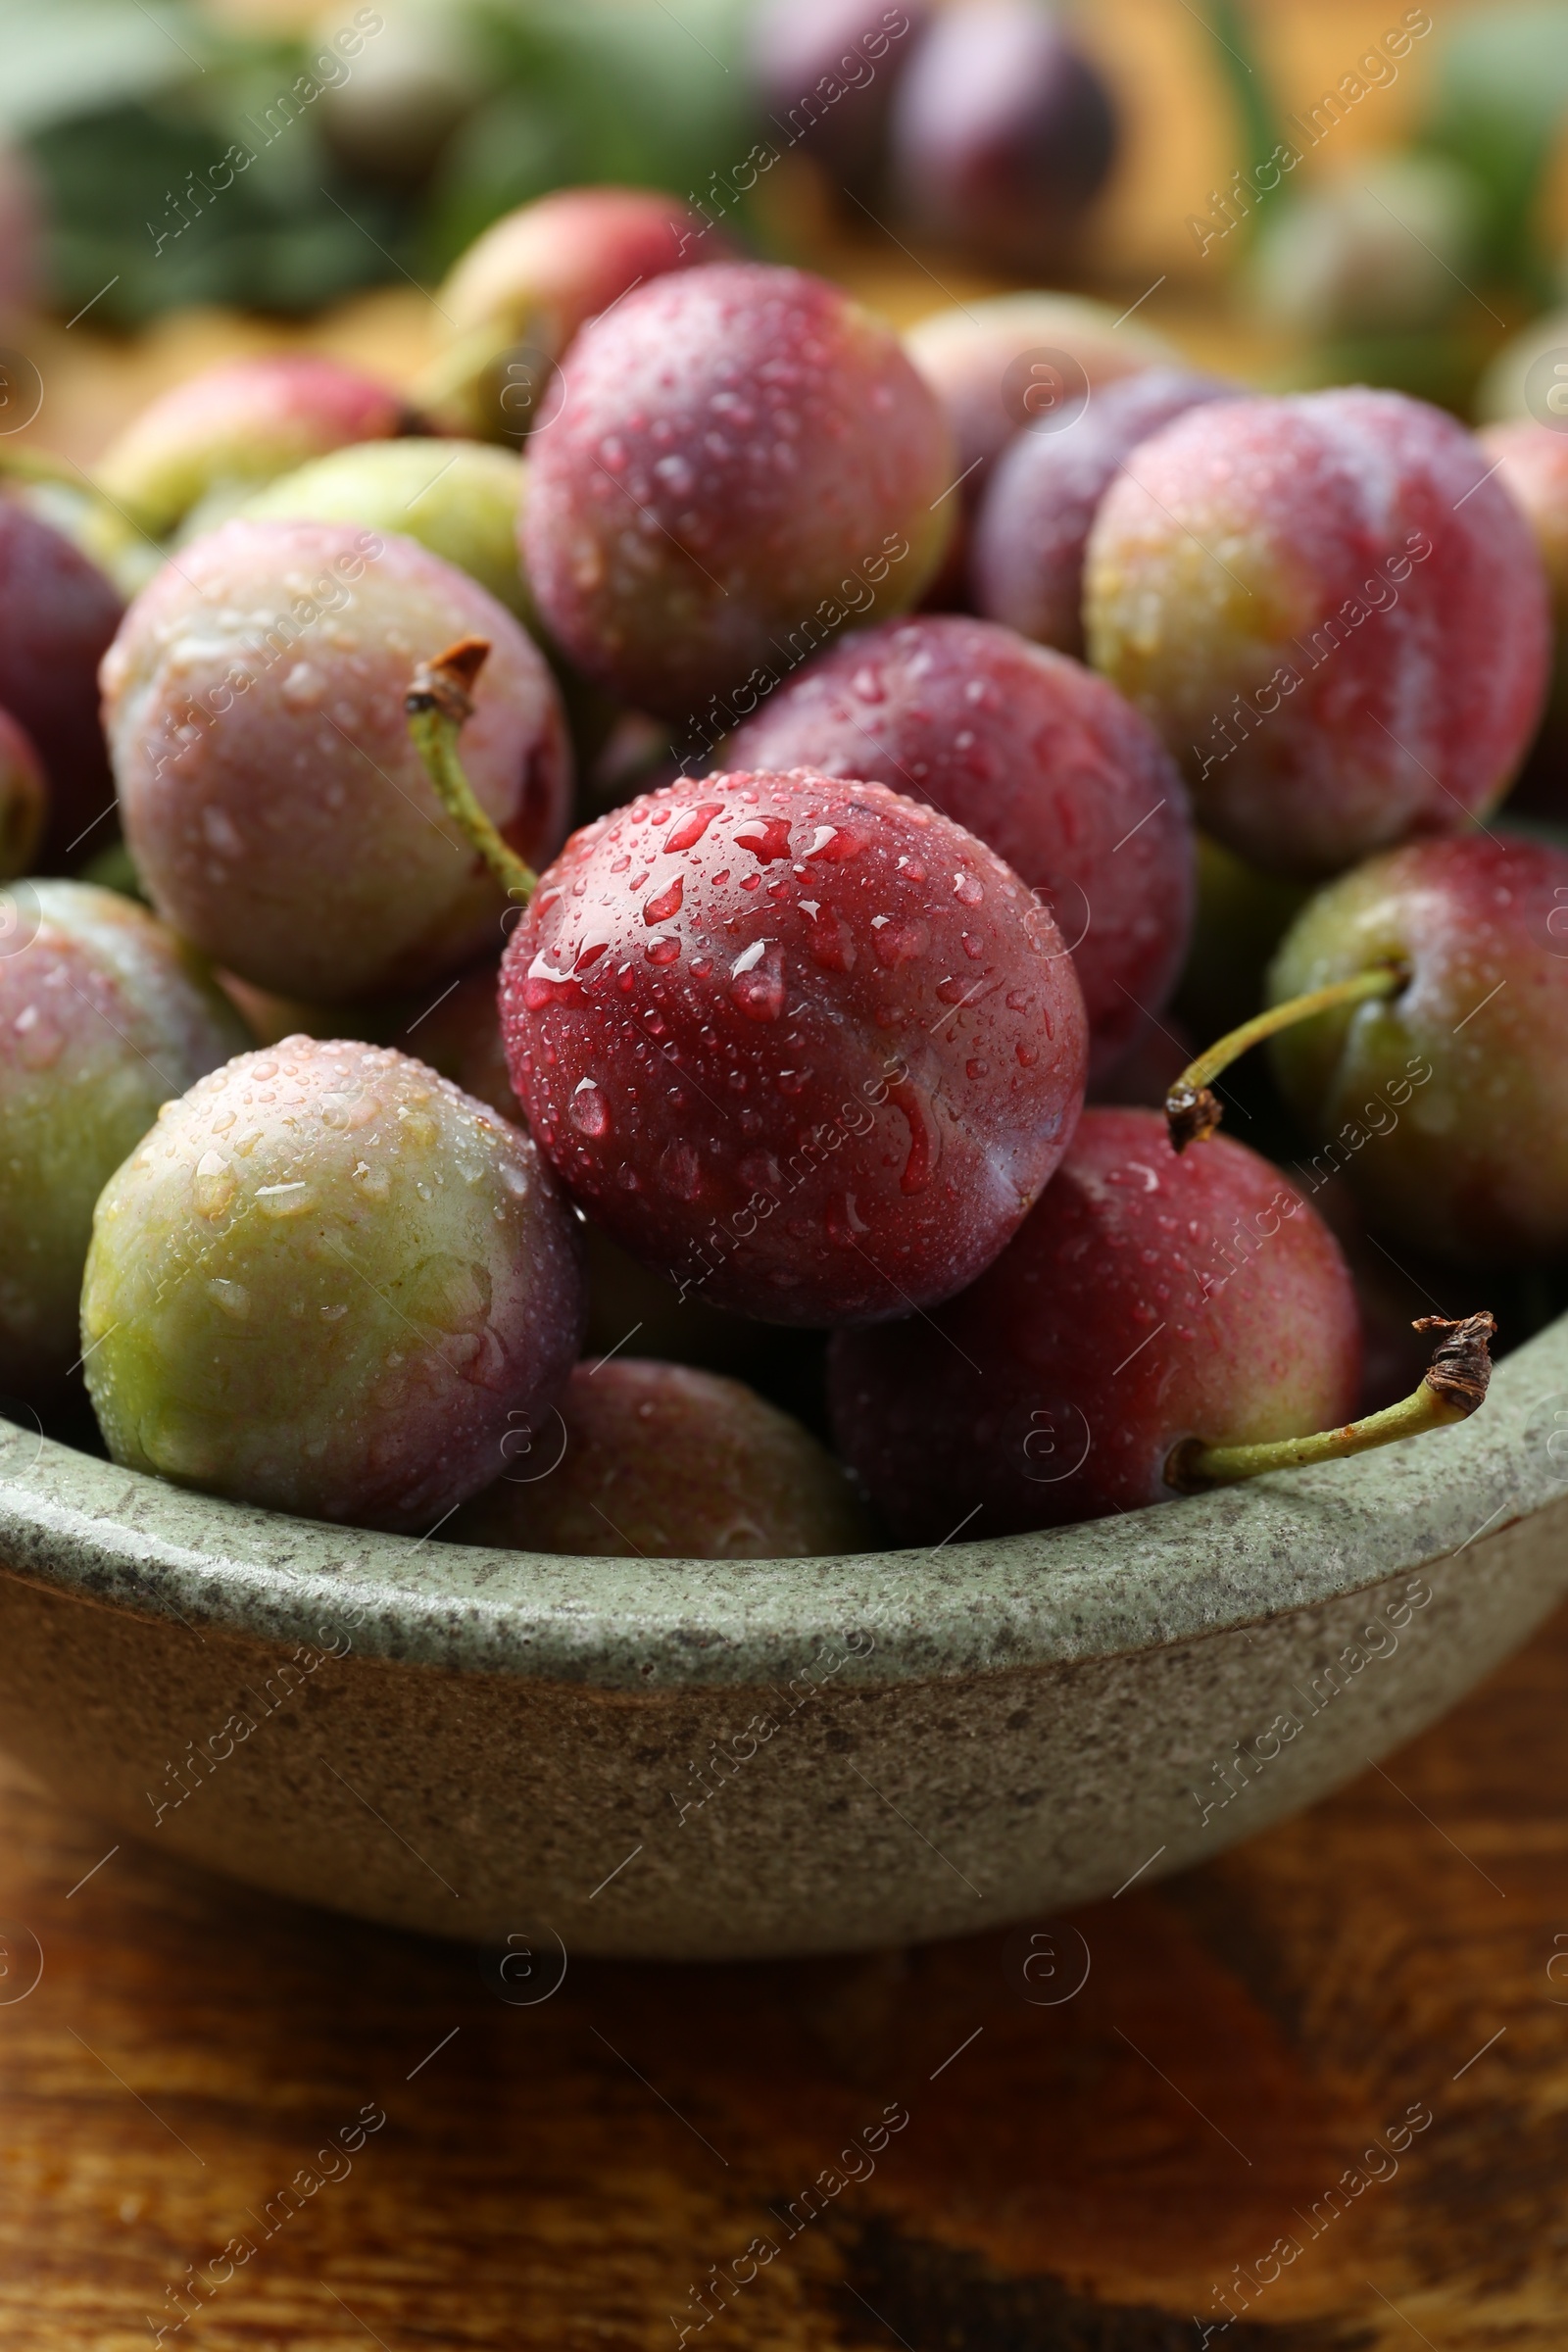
<box><xmin>828</xmin><ymin>1105</ymin><xmax>1361</xmax><ymax>1538</ymax></box>
<box><xmin>1086</xmin><ymin>388</ymin><xmax>1552</xmax><ymax>879</ymax></box>
<box><xmin>500</xmin><ymin>766</ymin><xmax>1088</xmax><ymax>1327</ymax></box>
<box><xmin>452</xmin><ymin>1356</ymin><xmax>871</xmax><ymax>1558</ymax></box>
<box><xmin>81</xmin><ymin>1038</ymin><xmax>585</xmax><ymax>1534</ymax></box>
<box><xmin>102</xmin><ymin>518</ymin><xmax>572</xmax><ymax>1005</ymax></box>
<box><xmin>1268</xmin><ymin>834</ymin><xmax>1568</xmax><ymax>1267</ymax></box>
<box><xmin>971</xmin><ymin>367</ymin><xmax>1235</xmax><ymax>657</ymax></box>
<box><xmin>0</xmin><ymin>880</ymin><xmax>249</xmax><ymax>1396</ymax></box>
<box><xmin>726</xmin><ymin>613</ymin><xmax>1194</xmax><ymax>1081</ymax></box>
<box><xmin>0</xmin><ymin>497</ymin><xmax>123</xmax><ymax>870</ymax></box>
<box><xmin>521</xmin><ymin>263</ymin><xmax>955</xmax><ymax>724</ymax></box>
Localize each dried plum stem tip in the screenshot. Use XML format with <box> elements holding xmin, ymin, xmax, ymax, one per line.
<box><xmin>1164</xmin><ymin>963</ymin><xmax>1407</xmax><ymax>1152</ymax></box>
<box><xmin>1167</xmin><ymin>1311</ymin><xmax>1495</xmax><ymax>1493</ymax></box>
<box><xmin>405</xmin><ymin>638</ymin><xmax>538</xmax><ymax>906</ymax></box>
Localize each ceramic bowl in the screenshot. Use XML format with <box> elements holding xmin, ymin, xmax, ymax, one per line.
<box><xmin>1</xmin><ymin>1312</ymin><xmax>1565</xmax><ymax>1962</ymax></box>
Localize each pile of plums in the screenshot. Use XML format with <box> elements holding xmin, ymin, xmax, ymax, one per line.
<box><xmin>3</xmin><ymin>180</ymin><xmax>1565</xmax><ymax>1561</ymax></box>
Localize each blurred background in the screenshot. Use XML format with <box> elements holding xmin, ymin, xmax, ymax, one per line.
<box><xmin>6</xmin><ymin>0</ymin><xmax>1568</xmax><ymax>459</ymax></box>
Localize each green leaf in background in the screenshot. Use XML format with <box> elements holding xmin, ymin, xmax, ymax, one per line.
<box><xmin>28</xmin><ymin>92</ymin><xmax>422</xmax><ymax>322</ymax></box>
<box><xmin>0</xmin><ymin>0</ymin><xmax>216</xmax><ymax>139</ymax></box>
<box><xmin>427</xmin><ymin>89</ymin><xmax>583</xmax><ymax>266</ymax></box>
<box><xmin>1420</xmin><ymin>1</ymin><xmax>1568</xmax><ymax>300</ymax></box>
<box><xmin>13</xmin><ymin>0</ymin><xmax>762</xmax><ymax>323</ymax></box>
<box><xmin>428</xmin><ymin>0</ymin><xmax>757</xmax><ymax>270</ymax></box>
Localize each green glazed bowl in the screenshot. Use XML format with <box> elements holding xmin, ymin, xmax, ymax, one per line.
<box><xmin>1</xmin><ymin>1313</ymin><xmax>1565</xmax><ymax>1961</ymax></box>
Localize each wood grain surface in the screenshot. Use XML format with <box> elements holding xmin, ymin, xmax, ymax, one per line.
<box><xmin>0</xmin><ymin>1583</ymin><xmax>1565</xmax><ymax>2351</ymax></box>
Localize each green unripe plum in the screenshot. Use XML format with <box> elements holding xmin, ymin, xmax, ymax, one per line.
<box><xmin>1267</xmin><ymin>835</ymin><xmax>1568</xmax><ymax>1265</ymax></box>
<box><xmin>82</xmin><ymin>1038</ymin><xmax>585</xmax><ymax>1533</ymax></box>
<box><xmin>452</xmin><ymin>1357</ymin><xmax>870</xmax><ymax>1558</ymax></box>
<box><xmin>241</xmin><ymin>439</ymin><xmax>535</xmax><ymax>627</ymax></box>
<box><xmin>0</xmin><ymin>881</ymin><xmax>248</xmax><ymax>1396</ymax></box>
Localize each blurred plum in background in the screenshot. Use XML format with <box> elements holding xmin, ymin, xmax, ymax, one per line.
<box><xmin>0</xmin><ymin>496</ymin><xmax>122</xmax><ymax>871</ymax></box>
<box><xmin>98</xmin><ymin>354</ymin><xmax>412</xmax><ymax>540</ymax></box>
<box><xmin>887</xmin><ymin>0</ymin><xmax>1118</xmax><ymax>274</ymax></box>
<box><xmin>749</xmin><ymin>0</ymin><xmax>928</xmax><ymax>194</ymax></box>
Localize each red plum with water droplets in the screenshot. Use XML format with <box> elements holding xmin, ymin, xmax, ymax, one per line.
<box><xmin>499</xmin><ymin>766</ymin><xmax>1087</xmax><ymax>1325</ymax></box>
<box><xmin>829</xmin><ymin>1104</ymin><xmax>1361</xmax><ymax>1536</ymax></box>
<box><xmin>727</xmin><ymin>614</ymin><xmax>1193</xmax><ymax>1079</ymax></box>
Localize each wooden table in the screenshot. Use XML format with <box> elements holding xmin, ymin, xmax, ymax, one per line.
<box><xmin>1</xmin><ymin>1585</ymin><xmax>1565</xmax><ymax>2352</ymax></box>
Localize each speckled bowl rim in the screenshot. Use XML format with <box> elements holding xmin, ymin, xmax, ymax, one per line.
<box><xmin>2</xmin><ymin>1312</ymin><xmax>1565</xmax><ymax>1692</ymax></box>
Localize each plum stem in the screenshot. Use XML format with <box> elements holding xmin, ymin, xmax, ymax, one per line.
<box><xmin>1166</xmin><ymin>1311</ymin><xmax>1495</xmax><ymax>1493</ymax></box>
<box><xmin>405</xmin><ymin>637</ymin><xmax>538</xmax><ymax>905</ymax></box>
<box><xmin>1165</xmin><ymin>963</ymin><xmax>1406</xmax><ymax>1152</ymax></box>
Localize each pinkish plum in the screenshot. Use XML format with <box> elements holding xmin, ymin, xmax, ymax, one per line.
<box><xmin>971</xmin><ymin>366</ymin><xmax>1234</xmax><ymax>656</ymax></box>
<box><xmin>497</xmin><ymin>766</ymin><xmax>1088</xmax><ymax>1325</ymax></box>
<box><xmin>521</xmin><ymin>264</ymin><xmax>954</xmax><ymax>725</ymax></box>
<box><xmin>905</xmin><ymin>292</ymin><xmax>1174</xmax><ymax>606</ymax></box>
<box><xmin>0</xmin><ymin>880</ymin><xmax>248</xmax><ymax>1396</ymax></box>
<box><xmin>906</xmin><ymin>294</ymin><xmax>1176</xmax><ymax>509</ymax></box>
<box><xmin>828</xmin><ymin>1105</ymin><xmax>1361</xmax><ymax>1536</ymax></box>
<box><xmin>103</xmin><ymin>518</ymin><xmax>571</xmax><ymax>1003</ymax></box>
<box><xmin>726</xmin><ymin>614</ymin><xmax>1193</xmax><ymax>1080</ymax></box>
<box><xmin>426</xmin><ymin>185</ymin><xmax>733</xmax><ymax>440</ymax></box>
<box><xmin>1086</xmin><ymin>389</ymin><xmax>1551</xmax><ymax>878</ymax></box>
<box><xmin>0</xmin><ymin>707</ymin><xmax>44</xmax><ymax>878</ymax></box>
<box><xmin>82</xmin><ymin>1039</ymin><xmax>585</xmax><ymax>1532</ymax></box>
<box><xmin>97</xmin><ymin>354</ymin><xmax>412</xmax><ymax>539</ymax></box>
<box><xmin>453</xmin><ymin>1357</ymin><xmax>870</xmax><ymax>1557</ymax></box>
<box><xmin>0</xmin><ymin>495</ymin><xmax>123</xmax><ymax>868</ymax></box>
